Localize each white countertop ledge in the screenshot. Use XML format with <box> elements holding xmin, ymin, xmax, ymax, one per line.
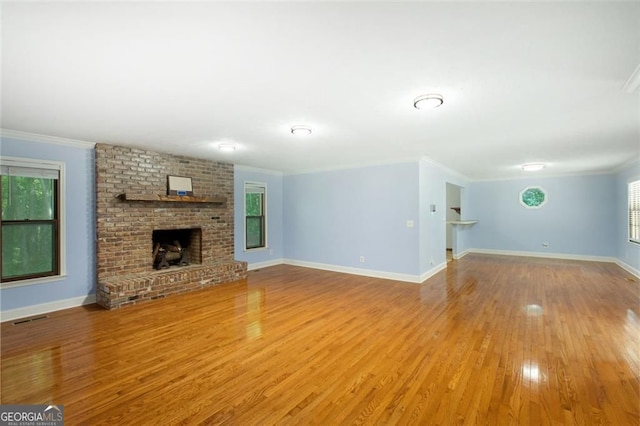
<box><xmin>446</xmin><ymin>220</ymin><xmax>479</xmax><ymax>225</ymax></box>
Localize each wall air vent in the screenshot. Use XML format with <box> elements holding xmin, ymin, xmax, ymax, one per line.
<box><xmin>12</xmin><ymin>315</ymin><xmax>49</xmax><ymax>326</ymax></box>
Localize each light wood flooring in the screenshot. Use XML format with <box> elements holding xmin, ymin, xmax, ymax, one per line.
<box><xmin>1</xmin><ymin>254</ymin><xmax>639</xmax><ymax>425</ymax></box>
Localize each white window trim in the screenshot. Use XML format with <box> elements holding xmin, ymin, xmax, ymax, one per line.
<box><xmin>1</xmin><ymin>156</ymin><xmax>67</xmax><ymax>287</ymax></box>
<box><xmin>629</xmin><ymin>178</ymin><xmax>640</xmax><ymax>245</ymax></box>
<box><xmin>244</xmin><ymin>181</ymin><xmax>268</xmax><ymax>252</ymax></box>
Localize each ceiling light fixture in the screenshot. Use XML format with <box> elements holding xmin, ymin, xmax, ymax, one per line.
<box><xmin>413</xmin><ymin>94</ymin><xmax>444</xmax><ymax>109</ymax></box>
<box><xmin>522</xmin><ymin>163</ymin><xmax>545</xmax><ymax>172</ymax></box>
<box><xmin>217</xmin><ymin>143</ymin><xmax>236</xmax><ymax>152</ymax></box>
<box><xmin>291</xmin><ymin>125</ymin><xmax>312</xmax><ymax>135</ymax></box>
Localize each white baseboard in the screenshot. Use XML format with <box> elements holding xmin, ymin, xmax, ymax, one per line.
<box><xmin>464</xmin><ymin>248</ymin><xmax>640</xmax><ymax>279</ymax></box>
<box><xmin>453</xmin><ymin>249</ymin><xmax>470</xmax><ymax>260</ymax></box>
<box><xmin>467</xmin><ymin>248</ymin><xmax>617</xmax><ymax>263</ymax></box>
<box><xmin>3</xmin><ymin>252</ymin><xmax>628</xmax><ymax>323</ymax></box>
<box><xmin>283</xmin><ymin>258</ymin><xmax>423</xmax><ymax>283</ymax></box>
<box><xmin>247</xmin><ymin>258</ymin><xmax>285</xmax><ymax>271</ymax></box>
<box><xmin>614</xmin><ymin>259</ymin><xmax>640</xmax><ymax>279</ymax></box>
<box><xmin>1</xmin><ymin>294</ymin><xmax>97</xmax><ymax>323</ymax></box>
<box><xmin>419</xmin><ymin>262</ymin><xmax>447</xmax><ymax>283</ymax></box>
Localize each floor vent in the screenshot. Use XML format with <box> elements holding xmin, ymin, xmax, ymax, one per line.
<box><xmin>12</xmin><ymin>315</ymin><xmax>49</xmax><ymax>326</ymax></box>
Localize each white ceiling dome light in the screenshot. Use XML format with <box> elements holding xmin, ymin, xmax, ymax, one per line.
<box><xmin>291</xmin><ymin>125</ymin><xmax>312</xmax><ymax>136</ymax></box>
<box><xmin>522</xmin><ymin>163</ymin><xmax>545</xmax><ymax>171</ymax></box>
<box><xmin>413</xmin><ymin>94</ymin><xmax>444</xmax><ymax>109</ymax></box>
<box><xmin>217</xmin><ymin>143</ymin><xmax>236</xmax><ymax>152</ymax></box>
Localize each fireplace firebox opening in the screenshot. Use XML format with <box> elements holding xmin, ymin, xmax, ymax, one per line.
<box><xmin>152</xmin><ymin>228</ymin><xmax>202</xmax><ymax>270</ymax></box>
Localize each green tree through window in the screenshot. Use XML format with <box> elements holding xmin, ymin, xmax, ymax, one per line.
<box><xmin>519</xmin><ymin>187</ymin><xmax>547</xmax><ymax>208</ymax></box>
<box><xmin>245</xmin><ymin>183</ymin><xmax>266</xmax><ymax>250</ymax></box>
<box><xmin>1</xmin><ymin>166</ymin><xmax>60</xmax><ymax>282</ymax></box>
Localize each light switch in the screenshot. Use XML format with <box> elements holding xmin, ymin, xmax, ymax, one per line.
<box><xmin>406</xmin><ymin>220</ymin><xmax>414</xmax><ymax>228</ymax></box>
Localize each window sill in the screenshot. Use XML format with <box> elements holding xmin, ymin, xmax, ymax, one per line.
<box><xmin>0</xmin><ymin>274</ymin><xmax>67</xmax><ymax>289</ymax></box>
<box><xmin>244</xmin><ymin>247</ymin><xmax>268</xmax><ymax>253</ymax></box>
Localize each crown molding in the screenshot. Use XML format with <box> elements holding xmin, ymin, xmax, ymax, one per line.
<box><xmin>471</xmin><ymin>168</ymin><xmax>620</xmax><ymax>183</ymax></box>
<box><xmin>612</xmin><ymin>155</ymin><xmax>640</xmax><ymax>174</ymax></box>
<box><xmin>621</xmin><ymin>64</ymin><xmax>640</xmax><ymax>94</ymax></box>
<box><xmin>283</xmin><ymin>156</ymin><xmax>420</xmax><ymax>176</ymax></box>
<box><xmin>234</xmin><ymin>164</ymin><xmax>284</xmax><ymax>176</ymax></box>
<box><xmin>0</xmin><ymin>129</ymin><xmax>95</xmax><ymax>149</ymax></box>
<box><xmin>419</xmin><ymin>155</ymin><xmax>472</xmax><ymax>182</ymax></box>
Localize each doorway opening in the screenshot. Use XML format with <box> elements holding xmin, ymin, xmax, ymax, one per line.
<box><xmin>446</xmin><ymin>183</ymin><xmax>462</xmax><ymax>263</ymax></box>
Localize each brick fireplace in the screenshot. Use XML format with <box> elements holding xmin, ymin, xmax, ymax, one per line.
<box><xmin>95</xmin><ymin>143</ymin><xmax>247</xmax><ymax>309</ymax></box>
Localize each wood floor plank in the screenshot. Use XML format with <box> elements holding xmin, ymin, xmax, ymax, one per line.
<box><xmin>1</xmin><ymin>254</ymin><xmax>638</xmax><ymax>425</ymax></box>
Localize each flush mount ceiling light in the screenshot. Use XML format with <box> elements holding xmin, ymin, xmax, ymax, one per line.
<box><xmin>217</xmin><ymin>143</ymin><xmax>236</xmax><ymax>152</ymax></box>
<box><xmin>413</xmin><ymin>94</ymin><xmax>444</xmax><ymax>109</ymax></box>
<box><xmin>522</xmin><ymin>163</ymin><xmax>546</xmax><ymax>172</ymax></box>
<box><xmin>291</xmin><ymin>125</ymin><xmax>312</xmax><ymax>136</ymax></box>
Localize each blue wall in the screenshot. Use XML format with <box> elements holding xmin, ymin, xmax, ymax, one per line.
<box><xmin>418</xmin><ymin>158</ymin><xmax>470</xmax><ymax>275</ymax></box>
<box><xmin>233</xmin><ymin>166</ymin><xmax>284</xmax><ymax>268</ymax></box>
<box><xmin>616</xmin><ymin>160</ymin><xmax>640</xmax><ymax>273</ymax></box>
<box><xmin>283</xmin><ymin>162</ymin><xmax>420</xmax><ymax>275</ymax></box>
<box><xmin>246</xmin><ymin>159</ymin><xmax>472</xmax><ymax>281</ymax></box>
<box><xmin>0</xmin><ymin>137</ymin><xmax>95</xmax><ymax>312</ymax></box>
<box><xmin>2</xmin><ymin>134</ymin><xmax>635</xmax><ymax>318</ymax></box>
<box><xmin>467</xmin><ymin>174</ymin><xmax>617</xmax><ymax>257</ymax></box>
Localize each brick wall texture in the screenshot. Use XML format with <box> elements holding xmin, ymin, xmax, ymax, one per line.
<box><xmin>95</xmin><ymin>143</ymin><xmax>247</xmax><ymax>309</ymax></box>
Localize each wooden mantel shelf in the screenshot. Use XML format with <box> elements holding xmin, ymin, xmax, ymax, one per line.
<box><xmin>117</xmin><ymin>193</ymin><xmax>226</xmax><ymax>204</ymax></box>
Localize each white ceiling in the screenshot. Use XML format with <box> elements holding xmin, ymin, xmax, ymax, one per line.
<box><xmin>2</xmin><ymin>1</ymin><xmax>639</xmax><ymax>179</ymax></box>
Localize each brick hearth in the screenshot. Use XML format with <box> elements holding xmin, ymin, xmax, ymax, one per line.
<box><xmin>95</xmin><ymin>143</ymin><xmax>247</xmax><ymax>309</ymax></box>
<box><xmin>96</xmin><ymin>263</ymin><xmax>247</xmax><ymax>308</ymax></box>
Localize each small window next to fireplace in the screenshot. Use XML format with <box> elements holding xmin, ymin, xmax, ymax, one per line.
<box><xmin>152</xmin><ymin>228</ymin><xmax>202</xmax><ymax>270</ymax></box>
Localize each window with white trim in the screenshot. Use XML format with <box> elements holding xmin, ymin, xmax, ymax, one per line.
<box><xmin>519</xmin><ymin>186</ymin><xmax>547</xmax><ymax>208</ymax></box>
<box><xmin>629</xmin><ymin>180</ymin><xmax>640</xmax><ymax>244</ymax></box>
<box><xmin>1</xmin><ymin>158</ymin><xmax>65</xmax><ymax>283</ymax></box>
<box><xmin>244</xmin><ymin>182</ymin><xmax>267</xmax><ymax>250</ymax></box>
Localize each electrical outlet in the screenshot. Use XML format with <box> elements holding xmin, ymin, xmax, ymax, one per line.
<box><xmin>269</xmin><ymin>249</ymin><xmax>273</xmax><ymax>255</ymax></box>
<box><xmin>359</xmin><ymin>256</ymin><xmax>365</xmax><ymax>263</ymax></box>
<box><xmin>430</xmin><ymin>257</ymin><xmax>434</xmax><ymax>265</ymax></box>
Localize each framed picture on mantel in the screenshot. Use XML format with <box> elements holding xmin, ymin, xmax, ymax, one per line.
<box><xmin>167</xmin><ymin>175</ymin><xmax>193</xmax><ymax>196</ymax></box>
